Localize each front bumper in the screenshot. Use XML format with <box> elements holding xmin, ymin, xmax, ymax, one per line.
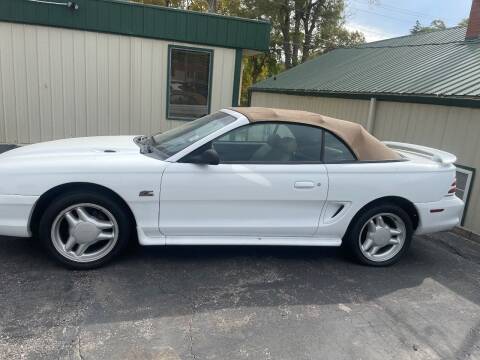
<box><xmin>414</xmin><ymin>196</ymin><xmax>464</xmax><ymax>235</ymax></box>
<box><xmin>0</xmin><ymin>195</ymin><xmax>39</xmax><ymax>237</ymax></box>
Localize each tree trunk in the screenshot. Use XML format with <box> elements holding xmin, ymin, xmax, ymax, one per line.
<box><xmin>292</xmin><ymin>2</ymin><xmax>302</xmax><ymax>66</ymax></box>
<box><xmin>301</xmin><ymin>0</ymin><xmax>324</xmax><ymax>63</ymax></box>
<box><xmin>280</xmin><ymin>0</ymin><xmax>293</xmax><ymax>69</ymax></box>
<box><xmin>251</xmin><ymin>56</ymin><xmax>266</xmax><ymax>84</ymax></box>
<box><xmin>301</xmin><ymin>32</ymin><xmax>312</xmax><ymax>62</ymax></box>
<box><xmin>208</xmin><ymin>0</ymin><xmax>218</xmax><ymax>13</ymax></box>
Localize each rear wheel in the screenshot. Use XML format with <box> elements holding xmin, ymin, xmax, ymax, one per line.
<box><xmin>345</xmin><ymin>204</ymin><xmax>413</xmax><ymax>266</ymax></box>
<box><xmin>39</xmin><ymin>191</ymin><xmax>132</xmax><ymax>269</ymax></box>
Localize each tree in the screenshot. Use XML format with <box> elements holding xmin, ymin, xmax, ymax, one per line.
<box><xmin>300</xmin><ymin>0</ymin><xmax>334</xmax><ymax>64</ymax></box>
<box><xmin>411</xmin><ymin>19</ymin><xmax>446</xmax><ymax>34</ymax></box>
<box><xmin>251</xmin><ymin>0</ymin><xmax>364</xmax><ymax>69</ymax></box>
<box><xmin>459</xmin><ymin>18</ymin><xmax>469</xmax><ymax>27</ymax></box>
<box><xmin>320</xmin><ymin>26</ymin><xmax>365</xmax><ymax>53</ymax></box>
<box><xmin>240</xmin><ymin>53</ymin><xmax>282</xmax><ymax>105</ymax></box>
<box><xmin>207</xmin><ymin>0</ymin><xmax>217</xmax><ymax>12</ymax></box>
<box><xmin>131</xmin><ymin>0</ymin><xmax>363</xmax><ymax>66</ymax></box>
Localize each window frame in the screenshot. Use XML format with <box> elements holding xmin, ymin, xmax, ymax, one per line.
<box><xmin>455</xmin><ymin>164</ymin><xmax>475</xmax><ymax>226</ymax></box>
<box><xmin>166</xmin><ymin>45</ymin><xmax>214</xmax><ymax>121</ymax></box>
<box><xmin>180</xmin><ymin>121</ymin><xmax>343</xmax><ymax>165</ymax></box>
<box><xmin>321</xmin><ymin>129</ymin><xmax>358</xmax><ymax>164</ymax></box>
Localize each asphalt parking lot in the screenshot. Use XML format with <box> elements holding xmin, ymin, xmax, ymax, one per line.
<box><xmin>1</xmin><ymin>232</ymin><xmax>480</xmax><ymax>360</ymax></box>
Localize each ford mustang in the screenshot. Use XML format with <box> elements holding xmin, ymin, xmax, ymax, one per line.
<box><xmin>0</xmin><ymin>107</ymin><xmax>464</xmax><ymax>269</ymax></box>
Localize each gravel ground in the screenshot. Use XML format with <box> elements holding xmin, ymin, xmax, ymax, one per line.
<box><xmin>1</xmin><ymin>231</ymin><xmax>480</xmax><ymax>359</ymax></box>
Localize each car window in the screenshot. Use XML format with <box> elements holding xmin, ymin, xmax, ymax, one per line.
<box><xmin>323</xmin><ymin>131</ymin><xmax>356</xmax><ymax>163</ymax></box>
<box><xmin>219</xmin><ymin>122</ymin><xmax>281</xmax><ymax>142</ymax></box>
<box><xmin>151</xmin><ymin>111</ymin><xmax>236</xmax><ymax>158</ymax></box>
<box><xmin>209</xmin><ymin>122</ymin><xmax>323</xmax><ymax>163</ymax></box>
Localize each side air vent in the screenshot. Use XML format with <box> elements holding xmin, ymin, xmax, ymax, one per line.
<box><xmin>332</xmin><ymin>205</ymin><xmax>345</xmax><ymax>218</ymax></box>
<box><xmin>323</xmin><ymin>202</ymin><xmax>350</xmax><ymax>224</ymax></box>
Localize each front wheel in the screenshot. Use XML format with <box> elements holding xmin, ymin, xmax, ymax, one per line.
<box><xmin>345</xmin><ymin>204</ymin><xmax>413</xmax><ymax>266</ymax></box>
<box><xmin>39</xmin><ymin>191</ymin><xmax>132</xmax><ymax>269</ymax></box>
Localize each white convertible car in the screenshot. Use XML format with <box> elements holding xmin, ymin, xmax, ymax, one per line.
<box><xmin>0</xmin><ymin>107</ymin><xmax>464</xmax><ymax>269</ymax></box>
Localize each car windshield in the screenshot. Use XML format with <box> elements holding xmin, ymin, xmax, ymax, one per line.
<box><xmin>151</xmin><ymin>111</ymin><xmax>237</xmax><ymax>158</ymax></box>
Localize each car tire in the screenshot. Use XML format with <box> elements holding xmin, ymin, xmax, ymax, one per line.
<box><xmin>344</xmin><ymin>203</ymin><xmax>413</xmax><ymax>266</ymax></box>
<box><xmin>39</xmin><ymin>191</ymin><xmax>132</xmax><ymax>270</ymax></box>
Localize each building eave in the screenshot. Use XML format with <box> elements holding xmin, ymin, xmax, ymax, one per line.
<box><xmin>250</xmin><ymin>88</ymin><xmax>480</xmax><ymax>109</ymax></box>
<box><xmin>0</xmin><ymin>0</ymin><xmax>271</xmax><ymax>52</ymax></box>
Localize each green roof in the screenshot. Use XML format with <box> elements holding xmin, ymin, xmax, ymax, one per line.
<box><xmin>252</xmin><ymin>27</ymin><xmax>480</xmax><ymax>104</ymax></box>
<box><xmin>0</xmin><ymin>0</ymin><xmax>270</xmax><ymax>51</ymax></box>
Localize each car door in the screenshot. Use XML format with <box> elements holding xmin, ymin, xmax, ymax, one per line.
<box><xmin>159</xmin><ymin>122</ymin><xmax>329</xmax><ymax>238</ymax></box>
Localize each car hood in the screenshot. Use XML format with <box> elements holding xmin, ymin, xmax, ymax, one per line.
<box><xmin>0</xmin><ymin>136</ymin><xmax>169</xmax><ymax>197</ymax></box>
<box><xmin>0</xmin><ymin>136</ymin><xmax>140</xmax><ymax>159</ymax></box>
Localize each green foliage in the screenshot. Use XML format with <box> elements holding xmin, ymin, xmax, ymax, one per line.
<box><xmin>240</xmin><ymin>53</ymin><xmax>283</xmax><ymax>105</ymax></box>
<box><xmin>411</xmin><ymin>17</ymin><xmax>470</xmax><ymax>35</ymax></box>
<box><xmin>458</xmin><ymin>18</ymin><xmax>470</xmax><ymax>27</ymax></box>
<box><xmin>411</xmin><ymin>19</ymin><xmax>447</xmax><ymax>34</ymax></box>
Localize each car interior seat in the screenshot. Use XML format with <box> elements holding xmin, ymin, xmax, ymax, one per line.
<box><xmin>250</xmin><ymin>134</ymin><xmax>297</xmax><ymax>162</ymax></box>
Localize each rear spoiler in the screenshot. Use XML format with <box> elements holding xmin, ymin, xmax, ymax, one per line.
<box><xmin>383</xmin><ymin>141</ymin><xmax>457</xmax><ymax>166</ymax></box>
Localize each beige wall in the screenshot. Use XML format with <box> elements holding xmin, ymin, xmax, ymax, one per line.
<box><xmin>0</xmin><ymin>22</ymin><xmax>236</xmax><ymax>144</ymax></box>
<box><xmin>252</xmin><ymin>91</ymin><xmax>480</xmax><ymax>234</ymax></box>
<box><xmin>251</xmin><ymin>92</ymin><xmax>371</xmax><ymax>127</ymax></box>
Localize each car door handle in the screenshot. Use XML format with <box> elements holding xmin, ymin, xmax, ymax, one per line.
<box><xmin>294</xmin><ymin>181</ymin><xmax>316</xmax><ymax>189</ymax></box>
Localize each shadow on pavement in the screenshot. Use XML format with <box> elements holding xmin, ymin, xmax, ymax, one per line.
<box><xmin>1</xmin><ymin>232</ymin><xmax>480</xmax><ymax>332</ymax></box>
<box><xmin>2</xmin><ymin>142</ymin><xmax>479</xmax><ymax>359</ymax></box>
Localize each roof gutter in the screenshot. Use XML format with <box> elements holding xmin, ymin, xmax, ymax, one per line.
<box><xmin>250</xmin><ymin>88</ymin><xmax>480</xmax><ymax>109</ymax></box>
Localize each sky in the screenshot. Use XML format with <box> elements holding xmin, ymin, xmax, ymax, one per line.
<box><xmin>345</xmin><ymin>0</ymin><xmax>473</xmax><ymax>42</ymax></box>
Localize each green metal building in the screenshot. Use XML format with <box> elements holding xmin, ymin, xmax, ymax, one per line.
<box><xmin>251</xmin><ymin>26</ymin><xmax>480</xmax><ymax>235</ymax></box>
<box><xmin>0</xmin><ymin>0</ymin><xmax>270</xmax><ymax>142</ymax></box>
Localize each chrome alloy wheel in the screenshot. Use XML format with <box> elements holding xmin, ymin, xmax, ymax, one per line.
<box><xmin>51</xmin><ymin>203</ymin><xmax>119</xmax><ymax>263</ymax></box>
<box><xmin>358</xmin><ymin>213</ymin><xmax>406</xmax><ymax>263</ymax></box>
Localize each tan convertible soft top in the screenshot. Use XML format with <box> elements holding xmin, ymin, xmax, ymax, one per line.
<box><xmin>231</xmin><ymin>107</ymin><xmax>401</xmax><ymax>161</ymax></box>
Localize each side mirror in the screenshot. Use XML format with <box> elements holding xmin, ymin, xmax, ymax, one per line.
<box><xmin>201</xmin><ymin>149</ymin><xmax>220</xmax><ymax>165</ymax></box>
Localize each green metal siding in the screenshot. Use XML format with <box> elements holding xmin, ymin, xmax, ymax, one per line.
<box><xmin>252</xmin><ymin>27</ymin><xmax>480</xmax><ymax>104</ymax></box>
<box><xmin>0</xmin><ymin>0</ymin><xmax>270</xmax><ymax>51</ymax></box>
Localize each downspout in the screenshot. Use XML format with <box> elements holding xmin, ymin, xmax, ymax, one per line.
<box><xmin>366</xmin><ymin>97</ymin><xmax>377</xmax><ymax>134</ymax></box>
<box><xmin>232</xmin><ymin>49</ymin><xmax>244</xmax><ymax>106</ymax></box>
